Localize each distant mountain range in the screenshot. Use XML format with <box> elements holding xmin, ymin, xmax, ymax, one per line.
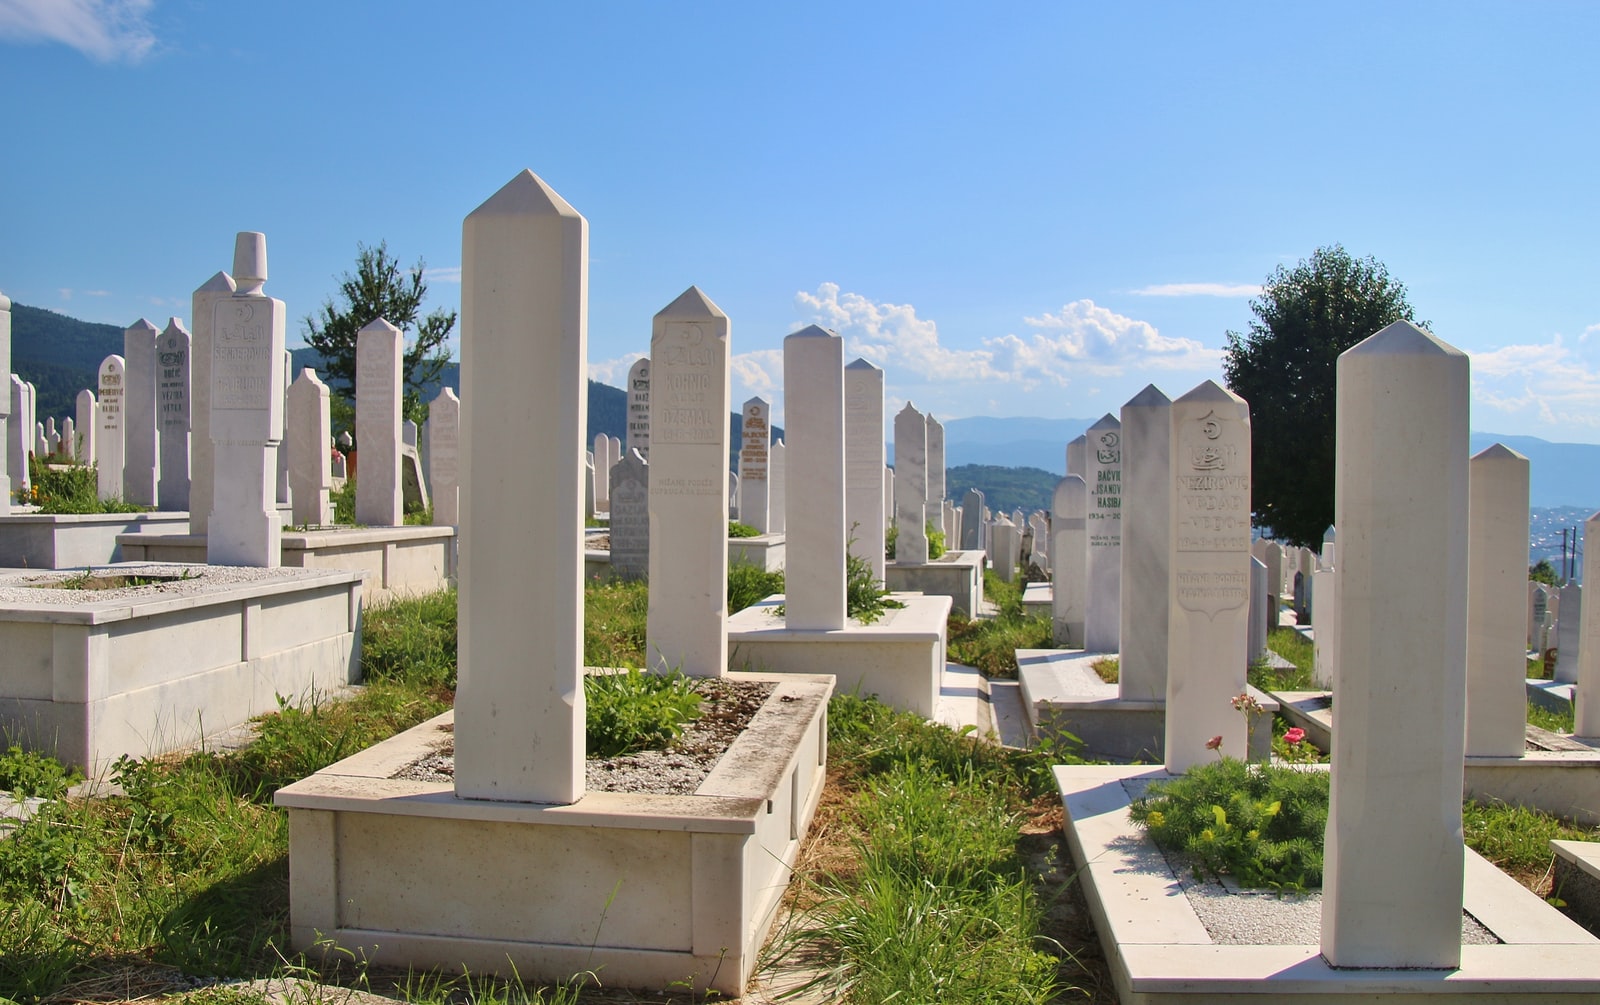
<box><xmin>10</xmin><ymin>302</ymin><xmax>1595</xmax><ymax>512</ymax></box>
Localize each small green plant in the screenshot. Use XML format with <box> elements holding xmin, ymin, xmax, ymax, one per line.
<box><xmin>926</xmin><ymin>520</ymin><xmax>945</xmax><ymax>560</ymax></box>
<box><xmin>0</xmin><ymin>747</ymin><xmax>80</xmax><ymax>800</ymax></box>
<box><xmin>1091</xmin><ymin>656</ymin><xmax>1119</xmax><ymax>684</ymax></box>
<box><xmin>22</xmin><ymin>459</ymin><xmax>144</xmax><ymax>514</ymax></box>
<box><xmin>844</xmin><ymin>546</ymin><xmax>904</xmax><ymax>626</ymax></box>
<box><xmin>945</xmin><ymin>570</ymin><xmax>1052</xmax><ymax>678</ymax></box>
<box><xmin>727</xmin><ymin>520</ymin><xmax>760</xmax><ymax>538</ymax></box>
<box><xmin>1130</xmin><ymin>757</ymin><xmax>1329</xmax><ymax>890</ymax></box>
<box><xmin>884</xmin><ymin>522</ymin><xmax>897</xmax><ymax>560</ymax></box>
<box><xmin>1528</xmin><ymin>699</ymin><xmax>1575</xmax><ymax>735</ymax></box>
<box><xmin>331</xmin><ymin>478</ymin><xmax>356</xmax><ymax>524</ymax></box>
<box><xmin>584</xmin><ymin>668</ymin><xmax>702</xmax><ymax>758</ymax></box>
<box><xmin>1247</xmin><ymin>627</ymin><xmax>1318</xmax><ymax>692</ymax></box>
<box><xmin>728</xmin><ymin>561</ymin><xmax>784</xmax><ymax>614</ymax></box>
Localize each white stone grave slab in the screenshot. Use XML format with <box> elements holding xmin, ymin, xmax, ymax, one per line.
<box><xmin>626</xmin><ymin>356</ymin><xmax>650</xmax><ymax>461</ymax></box>
<box><xmin>1051</xmin><ymin>475</ymin><xmax>1087</xmax><ymax>647</ymax></box>
<box><xmin>893</xmin><ymin>402</ymin><xmax>929</xmax><ymax>565</ymax></box>
<box><xmin>188</xmin><ymin>271</ymin><xmax>236</xmax><ymax>535</ymax></box>
<box><xmin>96</xmin><ymin>357</ymin><xmax>126</xmax><ymax>501</ymax></box>
<box><xmin>1164</xmin><ymin>381</ymin><xmax>1252</xmax><ymax>774</ymax></box>
<box><xmin>783</xmin><ymin>326</ymin><xmax>845</xmax><ymax>630</ymax></box>
<box><xmin>1084</xmin><ymin>414</ymin><xmax>1122</xmax><ymax>653</ymax></box>
<box><xmin>645</xmin><ymin>286</ymin><xmax>730</xmax><ymax>676</ymax></box>
<box><xmin>426</xmin><ymin>387</ymin><xmax>460</xmax><ymax>526</ymax></box>
<box><xmin>157</xmin><ymin>318</ymin><xmax>191</xmax><ymax>511</ymax></box>
<box><xmin>122</xmin><ymin>318</ymin><xmax>160</xmax><ymax>506</ymax></box>
<box><xmin>75</xmin><ymin>390</ymin><xmax>96</xmax><ymax>467</ymax></box>
<box><xmin>1119</xmin><ymin>384</ymin><xmax>1171</xmax><ymax>702</ymax></box>
<box><xmin>844</xmin><ymin>359</ymin><xmax>885</xmax><ymax>582</ymax></box>
<box><xmin>355</xmin><ymin>318</ymin><xmax>403</xmax><ymax>527</ymax></box>
<box><xmin>609</xmin><ymin>447</ymin><xmax>649</xmax><ymax>581</ymax></box>
<box><xmin>1322</xmin><ymin>320</ymin><xmax>1469</xmax><ymax>970</ymax></box>
<box><xmin>768</xmin><ymin>438</ymin><xmax>787</xmax><ymax>533</ymax></box>
<box><xmin>738</xmin><ymin>396</ymin><xmax>770</xmax><ymax>532</ymax></box>
<box><xmin>1467</xmin><ymin>444</ymin><xmax>1530</xmax><ymax>758</ymax></box>
<box><xmin>1555</xmin><ymin>582</ymin><xmax>1581</xmax><ymax>685</ymax></box>
<box><xmin>206</xmin><ymin>234</ymin><xmax>285</xmax><ymax>569</ymax></box>
<box><xmin>287</xmin><ymin>368</ymin><xmax>334</xmax><ymax>527</ymax></box>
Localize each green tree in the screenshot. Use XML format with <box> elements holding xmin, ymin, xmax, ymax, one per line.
<box><xmin>1223</xmin><ymin>245</ymin><xmax>1424</xmax><ymax>547</ymax></box>
<box><xmin>1529</xmin><ymin>558</ymin><xmax>1563</xmax><ymax>587</ymax></box>
<box><xmin>302</xmin><ymin>241</ymin><xmax>456</xmax><ymax>424</ymax></box>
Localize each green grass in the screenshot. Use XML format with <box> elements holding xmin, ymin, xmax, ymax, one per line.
<box><xmin>727</xmin><ymin>561</ymin><xmax>784</xmax><ymax>614</ymax></box>
<box><xmin>1464</xmin><ymin>799</ymin><xmax>1600</xmax><ymax>880</ymax></box>
<box><xmin>1247</xmin><ymin>627</ymin><xmax>1319</xmax><ymax>692</ymax></box>
<box><xmin>946</xmin><ymin>570</ymin><xmax>1052</xmax><ymax>677</ymax></box>
<box><xmin>585</xmin><ymin>668</ymin><xmax>702</xmax><ymax>757</ymax></box>
<box><xmin>774</xmin><ymin>694</ymin><xmax>1082</xmax><ymax>1002</ymax></box>
<box><xmin>728</xmin><ymin>519</ymin><xmax>760</xmax><ymax>538</ymax></box>
<box><xmin>582</xmin><ymin>577</ymin><xmax>648</xmax><ymax>667</ymax></box>
<box><xmin>1528</xmin><ymin>699</ymin><xmax>1575</xmax><ymax>734</ymax></box>
<box><xmin>21</xmin><ymin>460</ymin><xmax>145</xmax><ymax>514</ymax></box>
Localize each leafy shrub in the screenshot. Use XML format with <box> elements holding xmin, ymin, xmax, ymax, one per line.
<box><xmin>362</xmin><ymin>588</ymin><xmax>458</xmax><ymax>688</ymax></box>
<box><xmin>926</xmin><ymin>520</ymin><xmax>945</xmax><ymax>560</ymax></box>
<box><xmin>845</xmin><ymin>550</ymin><xmax>903</xmax><ymax>625</ymax></box>
<box><xmin>728</xmin><ymin>562</ymin><xmax>784</xmax><ymax>614</ymax></box>
<box><xmin>728</xmin><ymin>520</ymin><xmax>760</xmax><ymax>538</ymax></box>
<box><xmin>0</xmin><ymin>746</ymin><xmax>80</xmax><ymax>800</ymax></box>
<box><xmin>1129</xmin><ymin>757</ymin><xmax>1329</xmax><ymax>890</ymax></box>
<box><xmin>585</xmin><ymin>669</ymin><xmax>702</xmax><ymax>757</ymax></box>
<box><xmin>22</xmin><ymin>461</ymin><xmax>142</xmax><ymax>514</ymax></box>
<box><xmin>585</xmin><ymin>577</ymin><xmax>648</xmax><ymax>667</ymax></box>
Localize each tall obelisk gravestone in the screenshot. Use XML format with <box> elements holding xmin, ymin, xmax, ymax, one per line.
<box><xmin>207</xmin><ymin>233</ymin><xmax>286</xmax><ymax>568</ymax></box>
<box><xmin>1083</xmin><ymin>415</ymin><xmax>1122</xmax><ymax>652</ymax></box>
<box><xmin>287</xmin><ymin>368</ymin><xmax>334</xmax><ymax>527</ymax></box>
<box><xmin>844</xmin><ymin>358</ymin><xmax>885</xmax><ymax>583</ymax></box>
<box><xmin>189</xmin><ymin>271</ymin><xmax>237</xmax><ymax>535</ymax></box>
<box><xmin>1322</xmin><ymin>321</ymin><xmax>1468</xmax><ymax>970</ymax></box>
<box><xmin>1164</xmin><ymin>381</ymin><xmax>1252</xmax><ymax>773</ymax></box>
<box><xmin>427</xmin><ymin>387</ymin><xmax>460</xmax><ymax>526</ymax></box>
<box><xmin>97</xmin><ymin>357</ymin><xmax>126</xmax><ymax>501</ymax></box>
<box><xmin>626</xmin><ymin>356</ymin><xmax>651</xmax><ymax>461</ymax></box>
<box><xmin>1465</xmin><ymin>444</ymin><xmax>1530</xmax><ymax>757</ymax></box>
<box><xmin>355</xmin><ymin>318</ymin><xmax>403</xmax><ymax>527</ymax></box>
<box><xmin>646</xmin><ymin>287</ymin><xmax>731</xmax><ymax>677</ymax></box>
<box><xmin>122</xmin><ymin>319</ymin><xmax>161</xmax><ymax>506</ymax></box>
<box><xmin>893</xmin><ymin>403</ymin><xmax>929</xmax><ymax>564</ymax></box>
<box><xmin>455</xmin><ymin>170</ymin><xmax>586</xmax><ymax>805</ymax></box>
<box><xmin>784</xmin><ymin>326</ymin><xmax>846</xmax><ymax>630</ymax></box>
<box><xmin>157</xmin><ymin>319</ymin><xmax>191</xmax><ymax>511</ymax></box>
<box><xmin>1119</xmin><ymin>384</ymin><xmax>1171</xmax><ymax>702</ymax></box>
<box><xmin>0</xmin><ymin>292</ymin><xmax>10</xmax><ymax>505</ymax></box>
<box><xmin>738</xmin><ymin>397</ymin><xmax>770</xmax><ymax>532</ymax></box>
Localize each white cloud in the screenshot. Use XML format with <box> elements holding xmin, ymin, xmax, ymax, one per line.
<box><xmin>793</xmin><ymin>283</ymin><xmax>1221</xmax><ymax>393</ymax></box>
<box><xmin>0</xmin><ymin>0</ymin><xmax>155</xmax><ymax>63</ymax></box>
<box><xmin>1131</xmin><ymin>282</ymin><xmax>1261</xmax><ymax>298</ymax></box>
<box><xmin>424</xmin><ymin>265</ymin><xmax>461</xmax><ymax>284</ymax></box>
<box><xmin>731</xmin><ymin>348</ymin><xmax>784</xmax><ymax>401</ymax></box>
<box><xmin>795</xmin><ymin>282</ymin><xmax>1002</xmax><ymax>381</ymax></box>
<box><xmin>1471</xmin><ymin>331</ymin><xmax>1600</xmax><ymax>430</ymax></box>
<box><xmin>587</xmin><ymin>350</ymin><xmax>645</xmax><ymax>385</ymax></box>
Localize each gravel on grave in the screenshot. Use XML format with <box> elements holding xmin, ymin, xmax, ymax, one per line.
<box><xmin>1122</xmin><ymin>779</ymin><xmax>1501</xmax><ymax>947</ymax></box>
<box><xmin>0</xmin><ymin>564</ymin><xmax>324</xmax><ymax>605</ymax></box>
<box><xmin>393</xmin><ymin>677</ymin><xmax>775</xmax><ymax>795</ymax></box>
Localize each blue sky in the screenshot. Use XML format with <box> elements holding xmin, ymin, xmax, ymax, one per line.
<box><xmin>2</xmin><ymin>1</ymin><xmax>1597</xmax><ymax>440</ymax></box>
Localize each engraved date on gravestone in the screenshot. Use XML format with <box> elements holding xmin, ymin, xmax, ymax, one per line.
<box><xmin>213</xmin><ymin>302</ymin><xmax>272</xmax><ymax>410</ymax></box>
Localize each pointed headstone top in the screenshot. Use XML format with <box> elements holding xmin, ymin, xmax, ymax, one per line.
<box><xmin>197</xmin><ymin>270</ymin><xmax>236</xmax><ymax>294</ymax></box>
<box><xmin>127</xmin><ymin>318</ymin><xmax>159</xmax><ymax>333</ymax></box>
<box><xmin>468</xmin><ymin>169</ymin><xmax>582</xmax><ymax>221</ymax></box>
<box><xmin>1175</xmin><ymin>378</ymin><xmax>1245</xmax><ymax>406</ymax></box>
<box><xmin>162</xmin><ymin>317</ymin><xmax>190</xmax><ymax>336</ymax></box>
<box><xmin>1088</xmin><ymin>412</ymin><xmax>1120</xmax><ymax>431</ymax></box>
<box><xmin>359</xmin><ymin>317</ymin><xmax>403</xmax><ymax>336</ymax></box>
<box><xmin>845</xmin><ymin>357</ymin><xmax>881</xmax><ymax>371</ymax></box>
<box><xmin>787</xmin><ymin>324</ymin><xmax>835</xmax><ymax>340</ymax></box>
<box><xmin>233</xmin><ymin>232</ymin><xmax>267</xmax><ymax>294</ymax></box>
<box><xmin>927</xmin><ymin>415</ymin><xmax>943</xmax><ymax>430</ymax></box>
<box><xmin>743</xmin><ymin>395</ymin><xmax>768</xmax><ymax>411</ymax></box>
<box><xmin>432</xmin><ymin>385</ymin><xmax>459</xmax><ymax>406</ymax></box>
<box><xmin>1471</xmin><ymin>442</ymin><xmax>1528</xmax><ymax>463</ymax></box>
<box><xmin>1323</xmin><ymin>526</ymin><xmax>1336</xmax><ymax>543</ymax></box>
<box><xmin>1345</xmin><ymin>319</ymin><xmax>1464</xmax><ymax>359</ymax></box>
<box><xmin>1125</xmin><ymin>383</ymin><xmax>1172</xmax><ymax>408</ymax></box>
<box><xmin>897</xmin><ymin>401</ymin><xmax>922</xmax><ymax>419</ymax></box>
<box><xmin>0</xmin><ymin>291</ymin><xmax>10</xmax><ymax>311</ymax></box>
<box><xmin>296</xmin><ymin>367</ymin><xmax>328</xmax><ymax>389</ymax></box>
<box><xmin>657</xmin><ymin>284</ymin><xmax>725</xmax><ymax>320</ymax></box>
<box><xmin>1052</xmin><ymin>473</ymin><xmax>1087</xmax><ymax>517</ymax></box>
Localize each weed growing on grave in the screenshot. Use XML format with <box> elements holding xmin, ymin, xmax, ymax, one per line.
<box><xmin>362</xmin><ymin>588</ymin><xmax>459</xmax><ymax>689</ymax></box>
<box><xmin>584</xmin><ymin>668</ymin><xmax>703</xmax><ymax>758</ymax></box>
<box><xmin>583</xmin><ymin>577</ymin><xmax>649</xmax><ymax>667</ymax></box>
<box><xmin>727</xmin><ymin>561</ymin><xmax>784</xmax><ymax>614</ymax></box>
<box><xmin>1130</xmin><ymin>758</ymin><xmax>1330</xmax><ymax>891</ymax></box>
<box><xmin>23</xmin><ymin>459</ymin><xmax>144</xmax><ymax>514</ymax></box>
<box><xmin>1528</xmin><ymin>699</ymin><xmax>1575</xmax><ymax>735</ymax></box>
<box><xmin>844</xmin><ymin>548</ymin><xmax>904</xmax><ymax>626</ymax></box>
<box><xmin>330</xmin><ymin>478</ymin><xmax>355</xmax><ymax>524</ymax></box>
<box><xmin>1464</xmin><ymin>798</ymin><xmax>1600</xmax><ymax>886</ymax></box>
<box><xmin>728</xmin><ymin>519</ymin><xmax>760</xmax><ymax>538</ymax></box>
<box><xmin>927</xmin><ymin>519</ymin><xmax>946</xmax><ymax>560</ymax></box>
<box><xmin>0</xmin><ymin>745</ymin><xmax>80</xmax><ymax>799</ymax></box>
<box><xmin>1090</xmin><ymin>657</ymin><xmax>1119</xmax><ymax>684</ymax></box>
<box><xmin>772</xmin><ymin>693</ymin><xmax>1083</xmax><ymax>1003</ymax></box>
<box><xmin>1246</xmin><ymin>627</ymin><xmax>1318</xmax><ymax>692</ymax></box>
<box><xmin>946</xmin><ymin>569</ymin><xmax>1052</xmax><ymax>678</ymax></box>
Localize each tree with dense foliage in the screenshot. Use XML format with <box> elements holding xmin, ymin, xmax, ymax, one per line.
<box><xmin>1529</xmin><ymin>558</ymin><xmax>1563</xmax><ymax>587</ymax></box>
<box><xmin>1223</xmin><ymin>245</ymin><xmax>1424</xmax><ymax>547</ymax></box>
<box><xmin>302</xmin><ymin>241</ymin><xmax>456</xmax><ymax>422</ymax></box>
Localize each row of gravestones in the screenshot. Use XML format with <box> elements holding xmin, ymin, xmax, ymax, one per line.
<box><xmin>0</xmin><ymin>277</ymin><xmax>464</xmax><ymax>534</ymax></box>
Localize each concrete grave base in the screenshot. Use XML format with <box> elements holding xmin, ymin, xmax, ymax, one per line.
<box><xmin>1056</xmin><ymin>763</ymin><xmax>1600</xmax><ymax>1004</ymax></box>
<box><xmin>1021</xmin><ymin>580</ymin><xmax>1051</xmax><ymax>619</ymax></box>
<box><xmin>727</xmin><ymin>593</ymin><xmax>950</xmax><ymax>717</ymax></box>
<box><xmin>1019</xmin><ymin>649</ymin><xmax>1277</xmax><ymax>762</ymax></box>
<box><xmin>884</xmin><ymin>549</ymin><xmax>984</xmax><ymax>616</ymax></box>
<box><xmin>727</xmin><ymin>533</ymin><xmax>785</xmax><ymax>572</ymax></box>
<box><xmin>117</xmin><ymin>525</ymin><xmax>455</xmax><ymax>603</ymax></box>
<box><xmin>275</xmin><ymin>672</ymin><xmax>832</xmax><ymax>999</ymax></box>
<box><xmin>1528</xmin><ymin>679</ymin><xmax>1575</xmax><ymax>715</ymax></box>
<box><xmin>1551</xmin><ymin>840</ymin><xmax>1600</xmax><ymax>935</ymax></box>
<box><xmin>0</xmin><ymin>510</ymin><xmax>192</xmax><ymax>568</ymax></box>
<box><xmin>0</xmin><ymin>563</ymin><xmax>362</xmax><ymax>773</ymax></box>
<box><xmin>1274</xmin><ymin>689</ymin><xmax>1600</xmax><ymax>828</ymax></box>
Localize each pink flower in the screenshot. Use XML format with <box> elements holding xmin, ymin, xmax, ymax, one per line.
<box><xmin>1284</xmin><ymin>727</ymin><xmax>1307</xmax><ymax>745</ymax></box>
<box><xmin>1205</xmin><ymin>735</ymin><xmax>1224</xmax><ymax>751</ymax></box>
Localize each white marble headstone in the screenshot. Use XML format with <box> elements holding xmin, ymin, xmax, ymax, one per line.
<box><xmin>355</xmin><ymin>318</ymin><xmax>404</xmax><ymax>527</ymax></box>
<box><xmin>287</xmin><ymin>368</ymin><xmax>334</xmax><ymax>527</ymax></box>
<box><xmin>122</xmin><ymin>318</ymin><xmax>160</xmax><ymax>506</ymax></box>
<box><xmin>157</xmin><ymin>318</ymin><xmax>191</xmax><ymax>511</ymax></box>
<box><xmin>626</xmin><ymin>356</ymin><xmax>650</xmax><ymax>461</ymax></box>
<box><xmin>738</xmin><ymin>396</ymin><xmax>770</xmax><ymax>532</ymax></box>
<box><xmin>610</xmin><ymin>447</ymin><xmax>649</xmax><ymax>581</ymax></box>
<box><xmin>1083</xmin><ymin>414</ymin><xmax>1122</xmax><ymax>653</ymax></box>
<box><xmin>426</xmin><ymin>387</ymin><xmax>460</xmax><ymax>526</ymax></box>
<box><xmin>96</xmin><ymin>357</ymin><xmax>126</xmax><ymax>500</ymax></box>
<box><xmin>783</xmin><ymin>326</ymin><xmax>845</xmax><ymax>630</ymax></box>
<box><xmin>844</xmin><ymin>359</ymin><xmax>885</xmax><ymax>582</ymax></box>
<box><xmin>893</xmin><ymin>402</ymin><xmax>929</xmax><ymax>565</ymax></box>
